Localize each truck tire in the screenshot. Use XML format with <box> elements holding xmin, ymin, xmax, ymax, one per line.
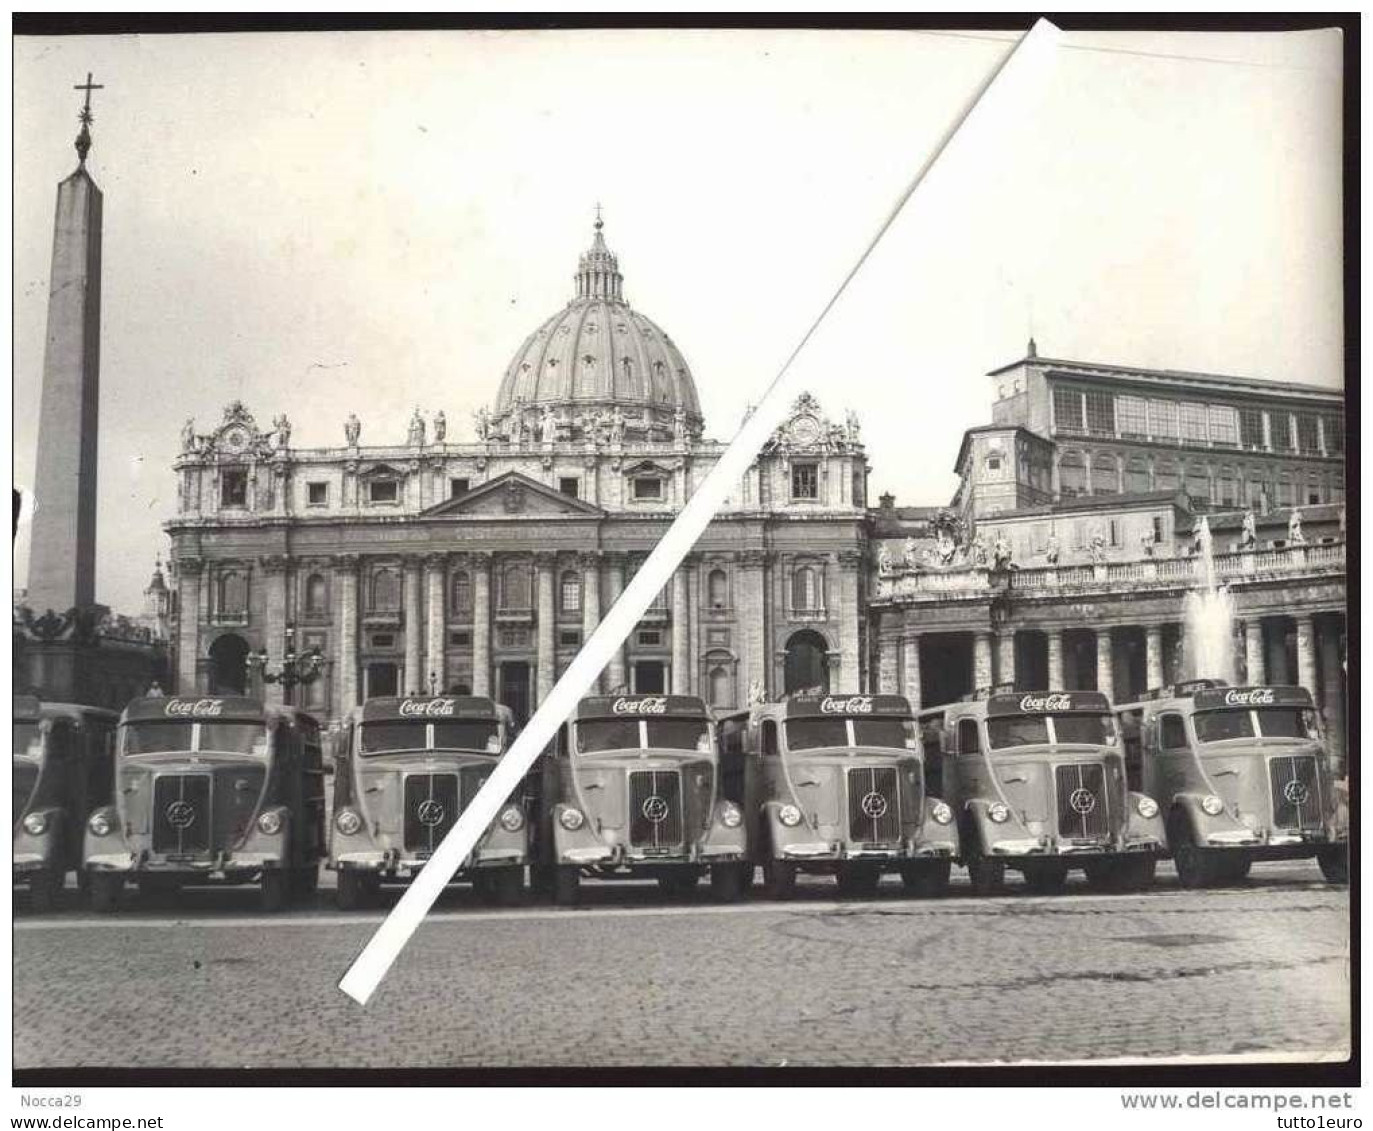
<box><xmin>336</xmin><ymin>869</ymin><xmax>375</xmax><ymax>911</ymax></box>
<box><xmin>900</xmin><ymin>859</ymin><xmax>951</xmax><ymax>897</ymax></box>
<box><xmin>482</xmin><ymin>866</ymin><xmax>524</xmax><ymax>907</ymax></box>
<box><xmin>709</xmin><ymin>862</ymin><xmax>749</xmax><ymax>902</ymax></box>
<box><xmin>761</xmin><ymin>858</ymin><xmax>798</xmax><ymax>900</ymax></box>
<box><xmin>90</xmin><ymin>873</ymin><xmax>123</xmax><ymax>913</ymax></box>
<box><xmin>1317</xmin><ymin>846</ymin><xmax>1348</xmax><ymax>885</ymax></box>
<box><xmin>553</xmin><ymin>865</ymin><xmax>581</xmax><ymax>906</ymax></box>
<box><xmin>291</xmin><ymin>865</ymin><xmax>320</xmax><ymax>902</ymax></box>
<box><xmin>29</xmin><ymin>867</ymin><xmax>63</xmax><ymax>912</ymax></box>
<box><xmin>1023</xmin><ymin>860</ymin><xmax>1069</xmax><ymax>894</ymax></box>
<box><xmin>260</xmin><ymin>869</ymin><xmax>290</xmax><ymax>913</ymax></box>
<box><xmin>1169</xmin><ymin>818</ymin><xmax>1221</xmax><ymax>888</ymax></box>
<box><xmin>967</xmin><ymin>855</ymin><xmax>1006</xmax><ymax>895</ymax></box>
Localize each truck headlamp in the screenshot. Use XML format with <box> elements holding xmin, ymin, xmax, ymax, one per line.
<box><xmin>1201</xmin><ymin>795</ymin><xmax>1225</xmax><ymax>817</ymax></box>
<box><xmin>88</xmin><ymin>811</ymin><xmax>113</xmax><ymax>837</ymax></box>
<box><xmin>22</xmin><ymin>812</ymin><xmax>47</xmax><ymax>836</ymax></box>
<box><xmin>930</xmin><ymin>800</ymin><xmax>953</xmax><ymax>826</ymax></box>
<box><xmin>717</xmin><ymin>801</ymin><xmax>743</xmax><ymax>829</ymax></box>
<box><xmin>1136</xmin><ymin>796</ymin><xmax>1159</xmax><ymax>820</ymax></box>
<box><xmin>257</xmin><ymin>809</ymin><xmax>284</xmax><ymax>836</ymax></box>
<box><xmin>559</xmin><ymin>807</ymin><xmax>585</xmax><ymax>832</ymax></box>
<box><xmin>988</xmin><ymin>802</ymin><xmax>1011</xmax><ymax>824</ymax></box>
<box><xmin>335</xmin><ymin>808</ymin><xmax>363</xmax><ymax>836</ymax></box>
<box><xmin>778</xmin><ymin>804</ymin><xmax>803</xmax><ymax>828</ymax></box>
<box><xmin>499</xmin><ymin>805</ymin><xmax>525</xmax><ymax>833</ymax></box>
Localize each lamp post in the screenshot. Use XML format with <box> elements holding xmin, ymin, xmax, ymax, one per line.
<box><xmin>246</xmin><ymin>625</ymin><xmax>325</xmax><ymax>706</ymax></box>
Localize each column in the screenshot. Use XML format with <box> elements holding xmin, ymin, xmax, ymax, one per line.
<box><xmin>1047</xmin><ymin>629</ymin><xmax>1065</xmax><ymax>690</ymax></box>
<box><xmin>403</xmin><ymin>556</ymin><xmax>422</xmax><ymax>695</ymax></box>
<box><xmin>605</xmin><ymin>553</ymin><xmax>627</xmax><ymax>693</ymax></box>
<box><xmin>1318</xmin><ymin>619</ymin><xmax>1345</xmax><ymax>775</ymax></box>
<box><xmin>471</xmin><ymin>552</ymin><xmax>491</xmax><ymax>697</ymax></box>
<box><xmin>996</xmin><ymin>630</ymin><xmax>1016</xmax><ymax>690</ymax></box>
<box><xmin>1295</xmin><ymin>614</ymin><xmax>1317</xmax><ymax>696</ymax></box>
<box><xmin>836</xmin><ymin>550</ymin><xmax>863</xmax><ymax>691</ymax></box>
<box><xmin>424</xmin><ymin>553</ymin><xmax>446</xmax><ymax>695</ymax></box>
<box><xmin>973</xmin><ymin>632</ymin><xmax>993</xmax><ymax>693</ymax></box>
<box><xmin>1145</xmin><ymin>624</ymin><xmax>1165</xmax><ymax>692</ymax></box>
<box><xmin>535</xmin><ymin>553</ymin><xmax>556</xmax><ymax>704</ymax></box>
<box><xmin>1096</xmin><ymin>628</ymin><xmax>1114</xmax><ymax>698</ymax></box>
<box><xmin>579</xmin><ymin>552</ymin><xmax>602</xmax><ymax>692</ymax></box>
<box><xmin>901</xmin><ymin>635</ymin><xmax>922</xmax><ymax>710</ymax></box>
<box><xmin>175</xmin><ymin>557</ymin><xmax>204</xmax><ymax>694</ymax></box>
<box><xmin>739</xmin><ymin>550</ymin><xmax>768</xmax><ymax>700</ymax></box>
<box><xmin>878</xmin><ymin>636</ymin><xmax>899</xmax><ymax>694</ymax></box>
<box><xmin>671</xmin><ymin>559</ymin><xmax>692</xmax><ymax>694</ymax></box>
<box><xmin>261</xmin><ymin>555</ymin><xmax>289</xmax><ymax>707</ymax></box>
<box><xmin>333</xmin><ymin>555</ymin><xmax>359</xmax><ymax>713</ymax></box>
<box><xmin>1244</xmin><ymin>619</ymin><xmax>1265</xmax><ymax>684</ymax></box>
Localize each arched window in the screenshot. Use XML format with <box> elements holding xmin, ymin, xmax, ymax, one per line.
<box><xmin>500</xmin><ymin>561</ymin><xmax>531</xmax><ymax>610</ymax></box>
<box><xmin>708</xmin><ymin>664</ymin><xmax>734</xmax><ymax>709</ymax></box>
<box><xmin>707</xmin><ymin>568</ymin><xmax>728</xmax><ymax>609</ymax></box>
<box><xmin>792</xmin><ymin>565</ymin><xmax>822</xmax><ymax>612</ymax></box>
<box><xmin>1155</xmin><ymin>459</ymin><xmax>1180</xmax><ymax>492</ymax></box>
<box><xmin>219</xmin><ymin>570</ymin><xmax>248</xmax><ymax>615</ymax></box>
<box><xmin>1058</xmin><ymin>451</ymin><xmax>1086</xmax><ymax>496</ymax></box>
<box><xmin>371</xmin><ymin>567</ymin><xmax>400</xmax><ymax>611</ymax></box>
<box><xmin>560</xmin><ymin>570</ymin><xmax>581</xmax><ymax>614</ymax></box>
<box><xmin>1124</xmin><ymin>457</ymin><xmax>1150</xmax><ymax>494</ymax></box>
<box><xmin>1092</xmin><ymin>452</ymin><xmax>1119</xmax><ymax>495</ymax></box>
<box><xmin>450</xmin><ymin>571</ymin><xmax>471</xmax><ymax>615</ymax></box>
<box><xmin>304</xmin><ymin>572</ymin><xmax>328</xmax><ymax>614</ymax></box>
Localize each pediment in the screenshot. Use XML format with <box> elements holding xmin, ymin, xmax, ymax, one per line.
<box><xmin>420</xmin><ymin>471</ymin><xmax>605</xmax><ymax>519</ymax></box>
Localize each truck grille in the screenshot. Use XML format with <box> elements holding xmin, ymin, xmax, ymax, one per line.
<box><xmin>1055</xmin><ymin>763</ymin><xmax>1109</xmax><ymax>840</ymax></box>
<box><xmin>628</xmin><ymin>770</ymin><xmax>683</xmax><ymax>849</ymax></box>
<box><xmin>848</xmin><ymin>766</ymin><xmax>901</xmax><ymax>843</ymax></box>
<box><xmin>152</xmin><ymin>774</ymin><xmax>212</xmax><ymax>855</ymax></box>
<box><xmin>403</xmin><ymin>773</ymin><xmax>462</xmax><ymax>854</ymax></box>
<box><xmin>1269</xmin><ymin>755</ymin><xmax>1322</xmax><ymax>831</ymax></box>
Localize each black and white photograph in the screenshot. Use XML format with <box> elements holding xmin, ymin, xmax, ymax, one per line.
<box><xmin>9</xmin><ymin>14</ymin><xmax>1356</xmax><ymax>1109</ymax></box>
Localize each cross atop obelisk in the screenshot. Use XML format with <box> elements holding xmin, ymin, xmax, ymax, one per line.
<box><xmin>73</xmin><ymin>71</ymin><xmax>103</xmax><ymax>165</ymax></box>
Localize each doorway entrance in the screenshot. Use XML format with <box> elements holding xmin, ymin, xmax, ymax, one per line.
<box><xmin>499</xmin><ymin>661</ymin><xmax>532</xmax><ymax>726</ymax></box>
<box><xmin>208</xmin><ymin>634</ymin><xmax>249</xmax><ymax>695</ymax></box>
<box><xmin>366</xmin><ymin>662</ymin><xmax>399</xmax><ymax>699</ymax></box>
<box><xmin>633</xmin><ymin>660</ymin><xmax>666</xmax><ymax>694</ymax></box>
<box><xmin>783</xmin><ymin>630</ymin><xmax>830</xmax><ymax>695</ymax></box>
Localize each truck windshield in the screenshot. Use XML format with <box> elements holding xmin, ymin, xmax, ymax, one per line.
<box><xmin>1255</xmin><ymin>708</ymin><xmax>1320</xmax><ymax>740</ymax></box>
<box><xmin>645</xmin><ymin>719</ymin><xmax>710</xmax><ymax>752</ymax></box>
<box><xmin>575</xmin><ymin>718</ymin><xmax>710</xmax><ymax>754</ymax></box>
<box><xmin>786</xmin><ymin>717</ymin><xmax>917</xmax><ymax>751</ymax></box>
<box><xmin>123</xmin><ymin>721</ymin><xmax>195</xmax><ymax>754</ymax></box>
<box><xmin>1195</xmin><ymin>708</ymin><xmax>1319</xmax><ymax>743</ymax></box>
<box><xmin>13</xmin><ymin>722</ymin><xmax>40</xmax><ymax>756</ymax></box>
<box><xmin>576</xmin><ymin>718</ymin><xmax>641</xmax><ymax>753</ymax></box>
<box><xmin>123</xmin><ymin>721</ymin><xmax>267</xmax><ymax>755</ymax></box>
<box><xmin>433</xmin><ymin>720</ymin><xmax>501</xmax><ymax>752</ymax></box>
<box><xmin>198</xmin><ymin>723</ymin><xmax>268</xmax><ymax>755</ymax></box>
<box><xmin>987</xmin><ymin>713</ymin><xmax>1116</xmax><ymax>750</ymax></box>
<box><xmin>360</xmin><ymin>721</ymin><xmax>427</xmax><ymax>754</ymax></box>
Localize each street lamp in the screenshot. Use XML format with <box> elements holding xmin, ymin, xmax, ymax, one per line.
<box><xmin>246</xmin><ymin>625</ymin><xmax>325</xmax><ymax>705</ymax></box>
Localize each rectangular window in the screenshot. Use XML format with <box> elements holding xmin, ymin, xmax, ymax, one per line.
<box><xmin>1321</xmin><ymin>414</ymin><xmax>1344</xmax><ymax>455</ymax></box>
<box><xmin>368</xmin><ymin>479</ymin><xmax>399</xmax><ymax>504</ymax></box>
<box><xmin>1152</xmin><ymin>516</ymin><xmax>1164</xmax><ymax>543</ymax></box>
<box><xmin>558</xmin><ymin>477</ymin><xmax>580</xmax><ymax>498</ymax></box>
<box><xmin>369</xmin><ymin>633</ymin><xmax>395</xmax><ymax>650</ymax></box>
<box><xmin>1271</xmin><ymin>413</ymin><xmax>1295</xmax><ymax>452</ymax></box>
<box><xmin>221</xmin><ymin>469</ymin><xmax>248</xmax><ymax>508</ymax></box>
<box><xmin>1239</xmin><ymin>409</ymin><xmax>1265</xmax><ymax>450</ymax></box>
<box><xmin>448</xmin><ymin>630</ymin><xmax>471</xmax><ymax>647</ymax></box>
<box><xmin>306</xmin><ymin>481</ymin><xmax>328</xmax><ymax>506</ymax></box>
<box><xmin>1295</xmin><ymin>413</ymin><xmax>1320</xmax><ymax>454</ymax></box>
<box><xmin>633</xmin><ymin>477</ymin><xmax>662</xmax><ymax>501</ymax></box>
<box><xmin>637</xmin><ymin>629</ymin><xmax>662</xmax><ymax>647</ymax></box>
<box><xmin>1179</xmin><ymin>402</ymin><xmax>1209</xmax><ymax>444</ymax></box>
<box><xmin>791</xmin><ymin>463</ymin><xmax>819</xmax><ymax>500</ymax></box>
<box><xmin>1208</xmin><ymin>405</ymin><xmax>1239</xmax><ymax>447</ymax></box>
<box><xmin>1084</xmin><ymin>391</ymin><xmax>1114</xmax><ymax>437</ymax></box>
<box><xmin>450</xmin><ymin>478</ymin><xmax>470</xmax><ymax>497</ymax></box>
<box><xmin>1053</xmin><ymin>387</ymin><xmax>1084</xmax><ymax>433</ymax></box>
<box><xmin>1116</xmin><ymin>395</ymin><xmax>1149</xmax><ymax>439</ymax></box>
<box><xmin>1149</xmin><ymin>399</ymin><xmax>1179</xmax><ymax>441</ymax></box>
<box><xmin>559</xmin><ymin>629</ymin><xmax>581</xmax><ymax>647</ymax></box>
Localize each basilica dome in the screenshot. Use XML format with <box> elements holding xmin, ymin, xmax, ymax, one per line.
<box><xmin>490</xmin><ymin>219</ymin><xmax>703</xmax><ymax>442</ymax></box>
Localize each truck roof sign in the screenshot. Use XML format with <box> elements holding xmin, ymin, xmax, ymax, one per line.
<box><xmin>987</xmin><ymin>691</ymin><xmax>1111</xmax><ymax>717</ymax></box>
<box><xmin>785</xmin><ymin>694</ymin><xmax>911</xmax><ymax>718</ymax></box>
<box><xmin>121</xmin><ymin>696</ymin><xmax>266</xmax><ymax>723</ymax></box>
<box><xmin>361</xmin><ymin>696</ymin><xmax>501</xmax><ymax>722</ymax></box>
<box><xmin>576</xmin><ymin>695</ymin><xmax>708</xmax><ymax>719</ymax></box>
<box><xmin>1193</xmin><ymin>686</ymin><xmax>1314</xmax><ymax>711</ymax></box>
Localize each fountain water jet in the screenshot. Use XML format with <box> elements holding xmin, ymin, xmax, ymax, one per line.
<box><xmin>1181</xmin><ymin>516</ymin><xmax>1238</xmax><ymax>684</ymax></box>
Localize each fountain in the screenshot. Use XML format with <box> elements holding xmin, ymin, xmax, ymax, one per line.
<box><xmin>1181</xmin><ymin>516</ymin><xmax>1238</xmax><ymax>684</ymax></box>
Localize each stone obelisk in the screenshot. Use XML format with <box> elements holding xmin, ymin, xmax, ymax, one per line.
<box><xmin>27</xmin><ymin>73</ymin><xmax>104</xmax><ymax>614</ymax></box>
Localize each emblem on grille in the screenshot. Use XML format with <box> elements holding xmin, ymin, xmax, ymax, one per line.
<box><xmin>416</xmin><ymin>799</ymin><xmax>446</xmax><ymax>827</ymax></box>
<box><xmin>1068</xmin><ymin>788</ymin><xmax>1097</xmax><ymax>815</ymax></box>
<box><xmin>165</xmin><ymin>800</ymin><xmax>197</xmax><ymax>829</ymax></box>
<box><xmin>1283</xmin><ymin>779</ymin><xmax>1310</xmax><ymax>805</ymax></box>
<box><xmin>860</xmin><ymin>791</ymin><xmax>889</xmax><ymax>819</ymax></box>
<box><xmin>641</xmin><ymin>795</ymin><xmax>670</xmax><ymax>823</ymax></box>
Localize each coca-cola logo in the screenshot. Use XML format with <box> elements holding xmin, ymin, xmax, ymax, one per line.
<box><xmin>399</xmin><ymin>698</ymin><xmax>456</xmax><ymax>717</ymax></box>
<box><xmin>612</xmin><ymin>697</ymin><xmax>668</xmax><ymax>715</ymax></box>
<box><xmin>1224</xmin><ymin>689</ymin><xmax>1275</xmax><ymax>707</ymax></box>
<box><xmin>165</xmin><ymin>698</ymin><xmax>225</xmax><ymax>718</ymax></box>
<box><xmin>820</xmin><ymin>696</ymin><xmax>874</xmax><ymax>714</ymax></box>
<box><xmin>1018</xmin><ymin>694</ymin><xmax>1072</xmax><ymax>713</ymax></box>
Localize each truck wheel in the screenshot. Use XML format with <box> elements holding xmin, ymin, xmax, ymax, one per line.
<box><xmin>90</xmin><ymin>873</ymin><xmax>123</xmax><ymax>913</ymax></box>
<box><xmin>1023</xmin><ymin>860</ymin><xmax>1069</xmax><ymax>894</ymax></box>
<box><xmin>967</xmin><ymin>855</ymin><xmax>1006</xmax><ymax>895</ymax></box>
<box><xmin>260</xmin><ymin>869</ymin><xmax>290</xmax><ymax>913</ymax></box>
<box><xmin>29</xmin><ymin>868</ymin><xmax>63</xmax><ymax>912</ymax></box>
<box><xmin>1170</xmin><ymin>825</ymin><xmax>1219</xmax><ymax>888</ymax></box>
<box><xmin>709</xmin><ymin>862</ymin><xmax>749</xmax><ymax>902</ymax></box>
<box><xmin>291</xmin><ymin>865</ymin><xmax>320</xmax><ymax>902</ymax></box>
<box><xmin>1317</xmin><ymin>846</ymin><xmax>1348</xmax><ymax>885</ymax></box>
<box><xmin>837</xmin><ymin>863</ymin><xmax>882</xmax><ymax>897</ymax></box>
<box><xmin>336</xmin><ymin>869</ymin><xmax>374</xmax><ymax>911</ymax></box>
<box><xmin>1213</xmin><ymin>854</ymin><xmax>1251</xmax><ymax>886</ymax></box>
<box><xmin>656</xmin><ymin>869</ymin><xmax>701</xmax><ymax>897</ymax></box>
<box><xmin>482</xmin><ymin>866</ymin><xmax>524</xmax><ymax>907</ymax></box>
<box><xmin>1107</xmin><ymin>856</ymin><xmax>1158</xmax><ymax>892</ymax></box>
<box><xmin>761</xmin><ymin>858</ymin><xmax>798</xmax><ymax>900</ymax></box>
<box><xmin>553</xmin><ymin>865</ymin><xmax>581</xmax><ymax>906</ymax></box>
<box><xmin>527</xmin><ymin>863</ymin><xmax>555</xmax><ymax>900</ymax></box>
<box><xmin>900</xmin><ymin>859</ymin><xmax>951</xmax><ymax>897</ymax></box>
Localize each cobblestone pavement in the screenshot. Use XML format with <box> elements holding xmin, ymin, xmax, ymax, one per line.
<box><xmin>13</xmin><ymin>860</ymin><xmax>1349</xmax><ymax>1069</ymax></box>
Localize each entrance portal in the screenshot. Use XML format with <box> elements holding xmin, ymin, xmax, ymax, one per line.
<box><xmin>208</xmin><ymin>634</ymin><xmax>249</xmax><ymax>695</ymax></box>
<box><xmin>633</xmin><ymin>660</ymin><xmax>666</xmax><ymax>694</ymax></box>
<box><xmin>783</xmin><ymin>630</ymin><xmax>830</xmax><ymax>695</ymax></box>
<box><xmin>366</xmin><ymin>662</ymin><xmax>399</xmax><ymax>699</ymax></box>
<box><xmin>499</xmin><ymin>661</ymin><xmax>532</xmax><ymax>726</ymax></box>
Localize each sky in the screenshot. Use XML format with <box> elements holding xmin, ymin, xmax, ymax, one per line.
<box><xmin>12</xmin><ymin>26</ymin><xmax>1344</xmax><ymax>613</ymax></box>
